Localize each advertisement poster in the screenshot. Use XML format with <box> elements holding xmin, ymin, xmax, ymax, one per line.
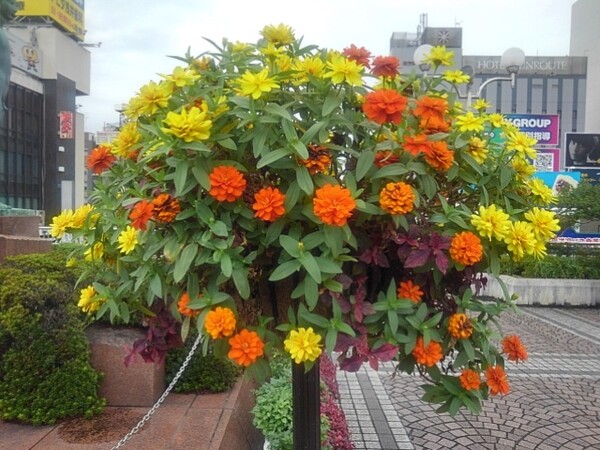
<box><xmin>534</xmin><ymin>171</ymin><xmax>580</xmax><ymax>195</ymax></box>
<box><xmin>504</xmin><ymin>114</ymin><xmax>560</xmax><ymax>146</ymax></box>
<box><xmin>564</xmin><ymin>132</ymin><xmax>600</xmax><ymax>168</ymax></box>
<box><xmin>59</xmin><ymin>111</ymin><xmax>74</xmax><ymax>139</ymax></box>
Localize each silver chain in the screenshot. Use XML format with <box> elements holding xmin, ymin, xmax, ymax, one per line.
<box><xmin>110</xmin><ymin>333</ymin><xmax>203</xmax><ymax>450</ymax></box>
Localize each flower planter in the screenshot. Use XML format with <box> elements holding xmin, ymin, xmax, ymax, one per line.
<box><xmin>481</xmin><ymin>274</ymin><xmax>600</xmax><ymax>306</ymax></box>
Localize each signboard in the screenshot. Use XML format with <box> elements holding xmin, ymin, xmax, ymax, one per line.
<box><xmin>59</xmin><ymin>111</ymin><xmax>74</xmax><ymax>139</ymax></box>
<box><xmin>564</xmin><ymin>132</ymin><xmax>600</xmax><ymax>169</ymax></box>
<box><xmin>462</xmin><ymin>56</ymin><xmax>587</xmax><ymax>76</ymax></box>
<box><xmin>534</xmin><ymin>171</ymin><xmax>580</xmax><ymax>195</ymax></box>
<box><xmin>16</xmin><ymin>0</ymin><xmax>85</xmax><ymax>42</ymax></box>
<box><xmin>533</xmin><ymin>148</ymin><xmax>560</xmax><ymax>172</ymax></box>
<box><xmin>504</xmin><ymin>114</ymin><xmax>560</xmax><ymax>146</ymax></box>
<box><xmin>7</xmin><ymin>32</ymin><xmax>43</xmax><ymax>76</ymax></box>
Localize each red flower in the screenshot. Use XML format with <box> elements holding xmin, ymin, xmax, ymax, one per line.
<box><xmin>397</xmin><ymin>279</ymin><xmax>423</xmax><ymax>302</ymax></box>
<box><xmin>152</xmin><ymin>193</ymin><xmax>181</xmax><ymax>223</ymax></box>
<box><xmin>449</xmin><ymin>231</ymin><xmax>484</xmax><ymax>266</ymax></box>
<box><xmin>86</xmin><ymin>145</ymin><xmax>116</xmax><ymax>174</ymax></box>
<box><xmin>342</xmin><ymin>44</ymin><xmax>371</xmax><ymax>68</ymax></box>
<box><xmin>362</xmin><ymin>89</ymin><xmax>408</xmax><ymax>125</ymax></box>
<box><xmin>129</xmin><ymin>200</ymin><xmax>154</xmax><ymax>230</ymax></box>
<box><xmin>371</xmin><ymin>56</ymin><xmax>400</xmax><ymax>78</ymax></box>
<box><xmin>412</xmin><ymin>337</ymin><xmax>443</xmax><ymax>367</ymax></box>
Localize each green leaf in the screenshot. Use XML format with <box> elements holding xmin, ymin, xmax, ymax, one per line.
<box><xmin>284</xmin><ymin>180</ymin><xmax>301</xmax><ymax>212</ymax></box>
<box><xmin>322</xmin><ymin>90</ymin><xmax>342</xmax><ymax>116</ymax></box>
<box><xmin>356</xmin><ymin>150</ymin><xmax>375</xmax><ymax>181</ymax></box>
<box><xmin>174</xmin><ymin>160</ymin><xmax>189</xmax><ymax>196</ymax></box>
<box><xmin>372</xmin><ymin>163</ymin><xmax>409</xmax><ymax>179</ymax></box>
<box><xmin>387</xmin><ymin>310</ymin><xmax>399</xmax><ymax>335</ymax></box>
<box><xmin>315</xmin><ymin>257</ymin><xmax>343</xmax><ymax>274</ymax></box>
<box><xmin>220</xmin><ymin>252</ymin><xmax>232</xmax><ymax>277</ymax></box>
<box><xmin>299</xmin><ymin>253</ymin><xmax>322</xmax><ymax>283</ymax></box>
<box><xmin>461</xmin><ymin>339</ymin><xmax>476</xmax><ymax>361</ymax></box>
<box><xmin>269</xmin><ymin>260</ymin><xmax>302</xmax><ymax>281</ymax></box>
<box><xmin>209</xmin><ymin>220</ymin><xmax>229</xmax><ymax>237</ymax></box>
<box><xmin>325</xmin><ymin>329</ymin><xmax>338</xmax><ymax>354</ymax></box>
<box><xmin>301</xmin><ymin>120</ymin><xmax>327</xmax><ymax>145</ymax></box>
<box><xmin>304</xmin><ymin>276</ymin><xmax>319</xmax><ymax>310</ymax></box>
<box><xmin>323</xmin><ymin>226</ymin><xmax>343</xmax><ymax>258</ymax></box>
<box><xmin>282</xmin><ymin>119</ymin><xmax>297</xmax><ymax>142</ymax></box>
<box><xmin>257</xmin><ymin>148</ymin><xmax>292</xmax><ymax>168</ymax></box>
<box><xmin>265</xmin><ymin>220</ymin><xmax>285</xmax><ymax>245</ymax></box>
<box><xmin>296</xmin><ymin>166</ymin><xmax>314</xmax><ymax>194</ymax></box>
<box><xmin>173</xmin><ymin>243</ymin><xmax>198</xmax><ymax>283</ymax></box>
<box><xmin>292</xmin><ymin>140</ymin><xmax>309</xmax><ymax>160</ymax></box>
<box><xmin>149</xmin><ymin>273</ymin><xmax>163</xmax><ymax>298</ymax></box>
<box><xmin>264</xmin><ymin>102</ymin><xmax>293</xmax><ymax>121</ymax></box>
<box><xmin>500</xmin><ymin>164</ymin><xmax>513</xmax><ymax>189</ymax></box>
<box><xmin>191</xmin><ymin>165</ymin><xmax>211</xmax><ymax>191</ymax></box>
<box><xmin>232</xmin><ymin>268</ymin><xmax>250</xmax><ymax>300</ymax></box>
<box><xmin>279</xmin><ymin>235</ymin><xmax>300</xmax><ymax>258</ymax></box>
<box><xmin>218</xmin><ymin>138</ymin><xmax>237</xmax><ymax>151</ymax></box>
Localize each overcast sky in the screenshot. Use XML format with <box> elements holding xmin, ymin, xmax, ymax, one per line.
<box><xmin>77</xmin><ymin>0</ymin><xmax>577</xmax><ymax>134</ymax></box>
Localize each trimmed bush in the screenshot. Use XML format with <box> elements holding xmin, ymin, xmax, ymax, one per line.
<box><xmin>500</xmin><ymin>253</ymin><xmax>600</xmax><ymax>279</ymax></box>
<box><xmin>0</xmin><ymin>248</ymin><xmax>105</xmax><ymax>425</ymax></box>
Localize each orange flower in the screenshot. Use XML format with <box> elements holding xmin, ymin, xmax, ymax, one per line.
<box><xmin>177</xmin><ymin>292</ymin><xmax>200</xmax><ymax>318</ymax></box>
<box><xmin>412</xmin><ymin>337</ymin><xmax>443</xmax><ymax>367</ymax></box>
<box><xmin>485</xmin><ymin>365</ymin><xmax>510</xmax><ymax>395</ymax></box>
<box><xmin>420</xmin><ymin>116</ymin><xmax>450</xmax><ymax>134</ymax></box>
<box><xmin>313</xmin><ymin>184</ymin><xmax>356</xmax><ymax>226</ymax></box>
<box><xmin>342</xmin><ymin>44</ymin><xmax>371</xmax><ymax>68</ymax></box>
<box><xmin>209</xmin><ymin>166</ymin><xmax>247</xmax><ymax>202</ymax></box>
<box><xmin>86</xmin><ymin>145</ymin><xmax>116</xmax><ymax>174</ymax></box>
<box><xmin>501</xmin><ymin>335</ymin><xmax>528</xmax><ymax>363</ymax></box>
<box><xmin>374</xmin><ymin>150</ymin><xmax>400</xmax><ymax>167</ymax></box>
<box><xmin>424</xmin><ymin>140</ymin><xmax>454</xmax><ymax>172</ymax></box>
<box><xmin>449</xmin><ymin>231</ymin><xmax>484</xmax><ymax>266</ymax></box>
<box><xmin>413</xmin><ymin>96</ymin><xmax>448</xmax><ymax>123</ymax></box>
<box><xmin>379</xmin><ymin>181</ymin><xmax>415</xmax><ymax>215</ymax></box>
<box><xmin>397</xmin><ymin>279</ymin><xmax>423</xmax><ymax>302</ymax></box>
<box><xmin>204</xmin><ymin>306</ymin><xmax>237</xmax><ymax>339</ymax></box>
<box><xmin>362</xmin><ymin>89</ymin><xmax>408</xmax><ymax>125</ymax></box>
<box><xmin>459</xmin><ymin>369</ymin><xmax>481</xmax><ymax>391</ymax></box>
<box><xmin>403</xmin><ymin>134</ymin><xmax>431</xmax><ymax>156</ymax></box>
<box><xmin>371</xmin><ymin>56</ymin><xmax>399</xmax><ymax>78</ymax></box>
<box><xmin>228</xmin><ymin>329</ymin><xmax>265</xmax><ymax>367</ymax></box>
<box><xmin>301</xmin><ymin>144</ymin><xmax>332</xmax><ymax>174</ymax></box>
<box><xmin>253</xmin><ymin>187</ymin><xmax>286</xmax><ymax>222</ymax></box>
<box><xmin>447</xmin><ymin>313</ymin><xmax>474</xmax><ymax>339</ymax></box>
<box><xmin>129</xmin><ymin>200</ymin><xmax>154</xmax><ymax>231</ymax></box>
<box><xmin>152</xmin><ymin>193</ymin><xmax>181</xmax><ymax>223</ymax></box>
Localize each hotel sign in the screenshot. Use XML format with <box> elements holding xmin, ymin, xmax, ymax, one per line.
<box><xmin>16</xmin><ymin>0</ymin><xmax>85</xmax><ymax>41</ymax></box>
<box><xmin>462</xmin><ymin>56</ymin><xmax>587</xmax><ymax>76</ymax></box>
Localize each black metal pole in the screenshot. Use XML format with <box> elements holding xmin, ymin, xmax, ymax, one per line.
<box><xmin>292</xmin><ymin>358</ymin><xmax>321</xmax><ymax>450</ymax></box>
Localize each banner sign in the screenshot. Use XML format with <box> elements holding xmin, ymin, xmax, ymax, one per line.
<box><xmin>16</xmin><ymin>0</ymin><xmax>85</xmax><ymax>41</ymax></box>
<box><xmin>59</xmin><ymin>111</ymin><xmax>74</xmax><ymax>139</ymax></box>
<box><xmin>504</xmin><ymin>114</ymin><xmax>560</xmax><ymax>146</ymax></box>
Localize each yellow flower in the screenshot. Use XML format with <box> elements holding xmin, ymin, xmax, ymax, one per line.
<box><xmin>229</xmin><ymin>41</ymin><xmax>252</xmax><ymax>54</ymax></box>
<box><xmin>50</xmin><ymin>209</ymin><xmax>75</xmax><ymax>238</ymax></box>
<box><xmin>506</xmin><ymin>131</ymin><xmax>537</xmax><ymax>160</ymax></box>
<box><xmin>259</xmin><ymin>42</ymin><xmax>286</xmax><ymax>59</ymax></box>
<box><xmin>72</xmin><ymin>204</ymin><xmax>94</xmax><ymax>229</ymax></box>
<box><xmin>284</xmin><ymin>327</ymin><xmax>322</xmax><ymax>364</ymax></box>
<box><xmin>524</xmin><ymin>207</ymin><xmax>560</xmax><ymax>240</ymax></box>
<box><xmin>471</xmin><ymin>204</ymin><xmax>511</xmax><ymax>241</ymax></box>
<box><xmin>66</xmin><ymin>257</ymin><xmax>76</xmax><ymax>268</ymax></box>
<box><xmin>442</xmin><ymin>70</ymin><xmax>470</xmax><ymax>84</ymax></box>
<box><xmin>160</xmin><ymin>66</ymin><xmax>200</xmax><ymax>89</ymax></box>
<box><xmin>292</xmin><ymin>55</ymin><xmax>326</xmax><ymax>85</ymax></box>
<box><xmin>455</xmin><ymin>112</ymin><xmax>485</xmax><ymax>133</ymax></box>
<box><xmin>112</xmin><ymin>122</ymin><xmax>142</xmax><ymax>157</ymax></box>
<box><xmin>78</xmin><ymin>285</ymin><xmax>103</xmax><ymax>313</ymax></box>
<box><xmin>134</xmin><ymin>81</ymin><xmax>172</xmax><ymax>116</ymax></box>
<box><xmin>117</xmin><ymin>226</ymin><xmax>138</xmax><ymax>254</ymax></box>
<box><xmin>323</xmin><ymin>55</ymin><xmax>363</xmax><ymax>86</ymax></box>
<box><xmin>505</xmin><ymin>221</ymin><xmax>536</xmax><ymax>260</ymax></box>
<box><xmin>527</xmin><ymin>178</ymin><xmax>556</xmax><ymax>204</ymax></box>
<box><xmin>467</xmin><ymin>137</ymin><xmax>489</xmax><ymax>164</ymax></box>
<box><xmin>161</xmin><ymin>107</ymin><xmax>212</xmax><ymax>142</ymax></box>
<box><xmin>487</xmin><ymin>113</ymin><xmax>505</xmax><ymax>128</ymax></box>
<box><xmin>260</xmin><ymin>23</ymin><xmax>295</xmax><ymax>46</ymax></box>
<box><xmin>530</xmin><ymin>238</ymin><xmax>548</xmax><ymax>259</ymax></box>
<box><xmin>275</xmin><ymin>54</ymin><xmax>293</xmax><ymax>72</ymax></box>
<box><xmin>84</xmin><ymin>242</ymin><xmax>104</xmax><ymax>262</ymax></box>
<box><xmin>236</xmin><ymin>69</ymin><xmax>279</xmax><ymax>100</ymax></box>
<box><xmin>423</xmin><ymin>46</ymin><xmax>454</xmax><ymax>67</ymax></box>
<box><xmin>511</xmin><ymin>156</ymin><xmax>536</xmax><ymax>180</ymax></box>
<box><xmin>472</xmin><ymin>98</ymin><xmax>491</xmax><ymax>111</ymax></box>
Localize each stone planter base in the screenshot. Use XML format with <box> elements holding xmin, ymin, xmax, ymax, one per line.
<box><xmin>481</xmin><ymin>274</ymin><xmax>600</xmax><ymax>306</ymax></box>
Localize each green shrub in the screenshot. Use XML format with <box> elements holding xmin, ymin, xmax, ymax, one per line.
<box><xmin>500</xmin><ymin>254</ymin><xmax>600</xmax><ymax>279</ymax></box>
<box><xmin>252</xmin><ymin>376</ymin><xmax>294</xmax><ymax>450</ymax></box>
<box><xmin>166</xmin><ymin>335</ymin><xmax>239</xmax><ymax>394</ymax></box>
<box><xmin>0</xmin><ymin>248</ymin><xmax>105</xmax><ymax>425</ymax></box>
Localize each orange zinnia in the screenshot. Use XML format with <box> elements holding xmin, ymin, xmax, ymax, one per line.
<box><xmin>204</xmin><ymin>306</ymin><xmax>237</xmax><ymax>339</ymax></box>
<box><xmin>413</xmin><ymin>96</ymin><xmax>448</xmax><ymax>123</ymax></box>
<box><xmin>412</xmin><ymin>337</ymin><xmax>443</xmax><ymax>367</ymax></box>
<box><xmin>313</xmin><ymin>184</ymin><xmax>356</xmax><ymax>227</ymax></box>
<box><xmin>485</xmin><ymin>365</ymin><xmax>510</xmax><ymax>395</ymax></box>
<box><xmin>129</xmin><ymin>200</ymin><xmax>154</xmax><ymax>230</ymax></box>
<box><xmin>342</xmin><ymin>44</ymin><xmax>371</xmax><ymax>68</ymax></box>
<box><xmin>424</xmin><ymin>141</ymin><xmax>454</xmax><ymax>172</ymax></box>
<box><xmin>420</xmin><ymin>116</ymin><xmax>450</xmax><ymax>134</ymax></box>
<box><xmin>403</xmin><ymin>134</ymin><xmax>431</xmax><ymax>156</ymax></box>
<box><xmin>374</xmin><ymin>150</ymin><xmax>400</xmax><ymax>167</ymax></box>
<box><xmin>447</xmin><ymin>313</ymin><xmax>474</xmax><ymax>339</ymax></box>
<box><xmin>209</xmin><ymin>166</ymin><xmax>247</xmax><ymax>202</ymax></box>
<box><xmin>228</xmin><ymin>329</ymin><xmax>265</xmax><ymax>367</ymax></box>
<box><xmin>177</xmin><ymin>292</ymin><xmax>200</xmax><ymax>318</ymax></box>
<box><xmin>371</xmin><ymin>55</ymin><xmax>400</xmax><ymax>78</ymax></box>
<box><xmin>449</xmin><ymin>231</ymin><xmax>484</xmax><ymax>266</ymax></box>
<box><xmin>253</xmin><ymin>187</ymin><xmax>286</xmax><ymax>222</ymax></box>
<box><xmin>397</xmin><ymin>279</ymin><xmax>423</xmax><ymax>302</ymax></box>
<box><xmin>362</xmin><ymin>89</ymin><xmax>408</xmax><ymax>125</ymax></box>
<box><xmin>86</xmin><ymin>145</ymin><xmax>116</xmax><ymax>174</ymax></box>
<box><xmin>459</xmin><ymin>369</ymin><xmax>481</xmax><ymax>391</ymax></box>
<box><xmin>379</xmin><ymin>181</ymin><xmax>415</xmax><ymax>215</ymax></box>
<box><xmin>301</xmin><ymin>145</ymin><xmax>332</xmax><ymax>175</ymax></box>
<box><xmin>501</xmin><ymin>335</ymin><xmax>528</xmax><ymax>363</ymax></box>
<box><xmin>152</xmin><ymin>193</ymin><xmax>181</xmax><ymax>223</ymax></box>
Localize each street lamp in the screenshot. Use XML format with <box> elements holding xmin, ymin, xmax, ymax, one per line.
<box><xmin>413</xmin><ymin>44</ymin><xmax>526</xmax><ymax>105</ymax></box>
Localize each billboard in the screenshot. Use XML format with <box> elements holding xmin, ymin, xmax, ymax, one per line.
<box><xmin>16</xmin><ymin>0</ymin><xmax>85</xmax><ymax>42</ymax></box>
<box><xmin>7</xmin><ymin>32</ymin><xmax>43</xmax><ymax>76</ymax></box>
<box><xmin>504</xmin><ymin>114</ymin><xmax>560</xmax><ymax>146</ymax></box>
<box><xmin>564</xmin><ymin>132</ymin><xmax>600</xmax><ymax>169</ymax></box>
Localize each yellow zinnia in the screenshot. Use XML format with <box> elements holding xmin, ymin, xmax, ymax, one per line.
<box><xmin>470</xmin><ymin>204</ymin><xmax>511</xmax><ymax>241</ymax></box>
<box><xmin>134</xmin><ymin>81</ymin><xmax>172</xmax><ymax>116</ymax></box>
<box><xmin>160</xmin><ymin>66</ymin><xmax>200</xmax><ymax>89</ymax></box>
<box><xmin>423</xmin><ymin>46</ymin><xmax>454</xmax><ymax>67</ymax></box>
<box><xmin>117</xmin><ymin>226</ymin><xmax>138</xmax><ymax>254</ymax></box>
<box><xmin>472</xmin><ymin>98</ymin><xmax>491</xmax><ymax>111</ymax></box>
<box><xmin>505</xmin><ymin>221</ymin><xmax>536</xmax><ymax>261</ymax></box>
<box><xmin>78</xmin><ymin>285</ymin><xmax>103</xmax><ymax>313</ymax></box>
<box><xmin>284</xmin><ymin>327</ymin><xmax>322</xmax><ymax>364</ymax></box>
<box><xmin>112</xmin><ymin>122</ymin><xmax>142</xmax><ymax>157</ymax></box>
<box><xmin>524</xmin><ymin>207</ymin><xmax>560</xmax><ymax>240</ymax></box>
<box><xmin>161</xmin><ymin>107</ymin><xmax>212</xmax><ymax>142</ymax></box>
<box><xmin>260</xmin><ymin>23</ymin><xmax>295</xmax><ymax>46</ymax></box>
<box><xmin>442</xmin><ymin>70</ymin><xmax>470</xmax><ymax>84</ymax></box>
<box><xmin>467</xmin><ymin>137</ymin><xmax>489</xmax><ymax>164</ymax></box>
<box><xmin>236</xmin><ymin>69</ymin><xmax>279</xmax><ymax>100</ymax></box>
<box><xmin>72</xmin><ymin>204</ymin><xmax>94</xmax><ymax>229</ymax></box>
<box><xmin>323</xmin><ymin>55</ymin><xmax>363</xmax><ymax>86</ymax></box>
<box><xmin>527</xmin><ymin>178</ymin><xmax>556</xmax><ymax>204</ymax></box>
<box><xmin>84</xmin><ymin>242</ymin><xmax>104</xmax><ymax>262</ymax></box>
<box><xmin>506</xmin><ymin>131</ymin><xmax>537</xmax><ymax>160</ymax></box>
<box><xmin>50</xmin><ymin>209</ymin><xmax>75</xmax><ymax>238</ymax></box>
<box><xmin>455</xmin><ymin>112</ymin><xmax>485</xmax><ymax>133</ymax></box>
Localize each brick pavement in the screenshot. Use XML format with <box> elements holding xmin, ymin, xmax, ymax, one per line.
<box><xmin>337</xmin><ymin>306</ymin><xmax>600</xmax><ymax>450</ymax></box>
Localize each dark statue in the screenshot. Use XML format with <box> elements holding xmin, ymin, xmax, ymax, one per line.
<box><xmin>0</xmin><ymin>0</ymin><xmax>18</xmax><ymax>123</ymax></box>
